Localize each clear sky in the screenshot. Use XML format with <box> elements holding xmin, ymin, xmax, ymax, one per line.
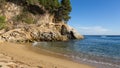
<box><xmin>68</xmin><ymin>0</ymin><xmax>120</xmax><ymax>35</ymax></box>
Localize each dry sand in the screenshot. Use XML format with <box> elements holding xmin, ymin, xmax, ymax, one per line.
<box><xmin>0</xmin><ymin>42</ymin><xmax>95</xmax><ymax>68</ymax></box>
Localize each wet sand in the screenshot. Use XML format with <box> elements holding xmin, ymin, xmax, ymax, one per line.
<box><xmin>0</xmin><ymin>42</ymin><xmax>94</xmax><ymax>68</ymax></box>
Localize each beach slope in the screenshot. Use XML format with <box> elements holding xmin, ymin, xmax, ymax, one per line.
<box><xmin>0</xmin><ymin>42</ymin><xmax>94</xmax><ymax>68</ymax></box>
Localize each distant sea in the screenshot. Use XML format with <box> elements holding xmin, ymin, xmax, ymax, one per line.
<box><xmin>32</xmin><ymin>35</ymin><xmax>120</xmax><ymax>68</ymax></box>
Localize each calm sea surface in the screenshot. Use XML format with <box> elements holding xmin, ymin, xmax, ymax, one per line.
<box><xmin>33</xmin><ymin>35</ymin><xmax>120</xmax><ymax>68</ymax></box>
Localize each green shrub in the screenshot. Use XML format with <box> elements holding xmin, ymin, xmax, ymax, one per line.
<box><xmin>0</xmin><ymin>16</ymin><xmax>6</xmax><ymax>29</ymax></box>
<box><xmin>14</xmin><ymin>11</ymin><xmax>34</xmax><ymax>24</ymax></box>
<box><xmin>24</xmin><ymin>17</ymin><xmax>34</xmax><ymax>24</ymax></box>
<box><xmin>26</xmin><ymin>0</ymin><xmax>39</xmax><ymax>5</ymax></box>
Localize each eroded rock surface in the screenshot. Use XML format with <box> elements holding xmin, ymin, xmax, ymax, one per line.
<box><xmin>0</xmin><ymin>23</ymin><xmax>83</xmax><ymax>42</ymax></box>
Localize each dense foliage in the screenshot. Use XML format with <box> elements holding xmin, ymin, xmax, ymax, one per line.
<box><xmin>22</xmin><ymin>0</ymin><xmax>72</xmax><ymax>23</ymax></box>
<box><xmin>37</xmin><ymin>0</ymin><xmax>72</xmax><ymax>23</ymax></box>
<box><xmin>0</xmin><ymin>0</ymin><xmax>72</xmax><ymax>23</ymax></box>
<box><xmin>0</xmin><ymin>16</ymin><xmax>6</xmax><ymax>29</ymax></box>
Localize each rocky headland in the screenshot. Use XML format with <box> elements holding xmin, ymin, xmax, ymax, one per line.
<box><xmin>0</xmin><ymin>1</ymin><xmax>83</xmax><ymax>42</ymax></box>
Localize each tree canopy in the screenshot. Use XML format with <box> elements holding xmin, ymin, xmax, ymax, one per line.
<box><xmin>35</xmin><ymin>0</ymin><xmax>72</xmax><ymax>23</ymax></box>
<box><xmin>0</xmin><ymin>0</ymin><xmax>72</xmax><ymax>23</ymax></box>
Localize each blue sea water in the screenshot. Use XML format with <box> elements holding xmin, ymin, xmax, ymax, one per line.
<box><xmin>33</xmin><ymin>35</ymin><xmax>120</xmax><ymax>68</ymax></box>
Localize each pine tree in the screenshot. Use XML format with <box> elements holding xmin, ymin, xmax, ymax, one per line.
<box><xmin>38</xmin><ymin>0</ymin><xmax>46</xmax><ymax>6</ymax></box>
<box><xmin>60</xmin><ymin>0</ymin><xmax>72</xmax><ymax>23</ymax></box>
<box><xmin>39</xmin><ymin>0</ymin><xmax>60</xmax><ymax>13</ymax></box>
<box><xmin>51</xmin><ymin>0</ymin><xmax>60</xmax><ymax>13</ymax></box>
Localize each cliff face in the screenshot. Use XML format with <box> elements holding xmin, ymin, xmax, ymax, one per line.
<box><xmin>0</xmin><ymin>2</ymin><xmax>83</xmax><ymax>42</ymax></box>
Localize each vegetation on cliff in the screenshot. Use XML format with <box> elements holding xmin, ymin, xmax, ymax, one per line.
<box><xmin>28</xmin><ymin>0</ymin><xmax>72</xmax><ymax>22</ymax></box>
<box><xmin>0</xmin><ymin>0</ymin><xmax>83</xmax><ymax>42</ymax></box>
<box><xmin>0</xmin><ymin>0</ymin><xmax>72</xmax><ymax>23</ymax></box>
<box><xmin>0</xmin><ymin>16</ymin><xmax>6</xmax><ymax>29</ymax></box>
<box><xmin>38</xmin><ymin>0</ymin><xmax>72</xmax><ymax>22</ymax></box>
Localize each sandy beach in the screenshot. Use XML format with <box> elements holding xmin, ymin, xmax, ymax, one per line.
<box><xmin>0</xmin><ymin>42</ymin><xmax>94</xmax><ymax>68</ymax></box>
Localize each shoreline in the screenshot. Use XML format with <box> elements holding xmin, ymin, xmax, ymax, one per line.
<box><xmin>0</xmin><ymin>42</ymin><xmax>94</xmax><ymax>68</ymax></box>
<box><xmin>30</xmin><ymin>42</ymin><xmax>120</xmax><ymax>68</ymax></box>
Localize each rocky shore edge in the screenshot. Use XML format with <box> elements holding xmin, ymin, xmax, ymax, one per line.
<box><xmin>0</xmin><ymin>22</ymin><xmax>83</xmax><ymax>43</ymax></box>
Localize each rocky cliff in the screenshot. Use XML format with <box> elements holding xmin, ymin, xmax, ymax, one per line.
<box><xmin>0</xmin><ymin>1</ymin><xmax>83</xmax><ymax>42</ymax></box>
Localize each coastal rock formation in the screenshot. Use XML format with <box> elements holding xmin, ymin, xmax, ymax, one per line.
<box><xmin>0</xmin><ymin>22</ymin><xmax>83</xmax><ymax>42</ymax></box>
<box><xmin>0</xmin><ymin>1</ymin><xmax>83</xmax><ymax>42</ymax></box>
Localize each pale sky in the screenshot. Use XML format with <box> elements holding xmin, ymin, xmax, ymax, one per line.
<box><xmin>69</xmin><ymin>0</ymin><xmax>120</xmax><ymax>35</ymax></box>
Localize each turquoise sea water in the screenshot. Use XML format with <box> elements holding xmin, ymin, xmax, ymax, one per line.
<box><xmin>33</xmin><ymin>35</ymin><xmax>120</xmax><ymax>68</ymax></box>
